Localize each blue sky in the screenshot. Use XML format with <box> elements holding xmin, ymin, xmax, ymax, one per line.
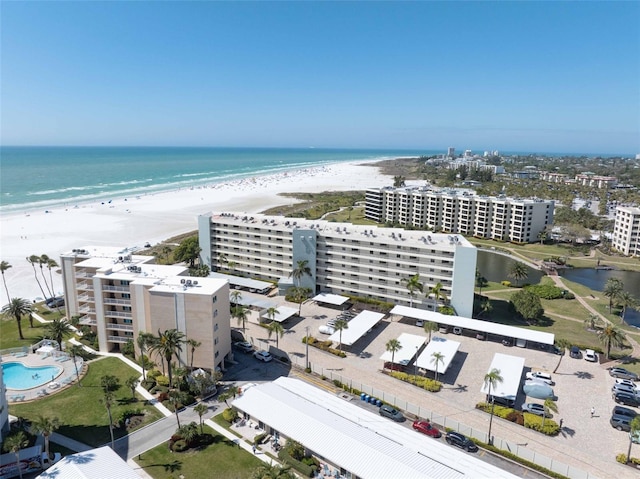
<box><xmin>1</xmin><ymin>2</ymin><xmax>638</xmax><ymax>154</ymax></box>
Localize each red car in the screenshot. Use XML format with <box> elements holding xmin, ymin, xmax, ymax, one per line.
<box><xmin>412</xmin><ymin>420</ymin><xmax>442</xmax><ymax>438</ymax></box>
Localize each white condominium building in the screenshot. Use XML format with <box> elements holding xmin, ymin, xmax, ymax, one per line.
<box><xmin>198</xmin><ymin>213</ymin><xmax>477</xmax><ymax>318</ymax></box>
<box><xmin>60</xmin><ymin>247</ymin><xmax>231</xmax><ymax>372</ymax></box>
<box><xmin>612</xmin><ymin>206</ymin><xmax>640</xmax><ymax>256</ymax></box>
<box><xmin>365</xmin><ymin>187</ymin><xmax>554</xmax><ymax>244</ymax></box>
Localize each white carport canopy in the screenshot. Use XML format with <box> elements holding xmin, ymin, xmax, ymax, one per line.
<box><xmin>480</xmin><ymin>353</ymin><xmax>525</xmax><ymax>399</ymax></box>
<box><xmin>391</xmin><ymin>305</ymin><xmax>555</xmax><ymax>345</ymax></box>
<box><xmin>260</xmin><ymin>306</ymin><xmax>298</xmax><ymax>322</ymax></box>
<box><xmin>230</xmin><ymin>292</ymin><xmax>276</xmax><ymax>310</ymax></box>
<box><xmin>327</xmin><ymin>311</ymin><xmax>385</xmax><ymax>346</ymax></box>
<box><xmin>312</xmin><ymin>292</ymin><xmax>350</xmax><ymax>306</ymax></box>
<box><xmin>379</xmin><ymin>333</ymin><xmax>426</xmax><ymax>364</ymax></box>
<box><xmin>232</xmin><ymin>377</ymin><xmax>520</xmax><ymax>479</ymax></box>
<box><xmin>417</xmin><ymin>338</ymin><xmax>461</xmax><ymax>374</ymax></box>
<box><xmin>38</xmin><ymin>446</ymin><xmax>139</xmax><ymax>478</ymax></box>
<box><xmin>210</xmin><ymin>272</ymin><xmax>273</xmax><ymax>293</ymax></box>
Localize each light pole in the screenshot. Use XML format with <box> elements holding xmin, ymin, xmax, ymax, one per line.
<box><xmin>305</xmin><ymin>326</ymin><xmax>310</xmax><ymax>370</ymax></box>
<box><xmin>413</xmin><ymin>346</ymin><xmax>418</xmax><ymax>383</ymax></box>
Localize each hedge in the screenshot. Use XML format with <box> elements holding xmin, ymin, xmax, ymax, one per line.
<box><xmin>525</xmin><ymin>284</ymin><xmax>564</xmax><ymax>300</ymax></box>
<box><xmin>302</xmin><ymin>335</ymin><xmax>346</xmax><ymax>358</ymax></box>
<box><xmin>278</xmin><ymin>449</ymin><xmax>316</xmax><ymax>477</ymax></box>
<box><xmin>389</xmin><ymin>371</ymin><xmax>441</xmax><ymax>392</ymax></box>
<box><xmin>222</xmin><ymin>407</ymin><xmax>237</xmax><ymax>423</ymax></box>
<box><xmin>476</xmin><ymin>402</ymin><xmax>524</xmax><ymax>426</ymax></box>
<box><xmin>523</xmin><ymin>412</ymin><xmax>560</xmax><ymax>436</ymax></box>
<box><xmin>616</xmin><ymin>453</ymin><xmax>640</xmax><ymax>465</ymax></box>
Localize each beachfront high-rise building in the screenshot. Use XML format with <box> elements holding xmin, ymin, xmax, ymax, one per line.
<box><xmin>612</xmin><ymin>206</ymin><xmax>640</xmax><ymax>256</ymax></box>
<box><xmin>364</xmin><ymin>187</ymin><xmax>554</xmax><ymax>244</ymax></box>
<box><xmin>447</xmin><ymin>147</ymin><xmax>455</xmax><ymax>158</ymax></box>
<box><xmin>198</xmin><ymin>213</ymin><xmax>477</xmax><ymax>318</ymax></box>
<box><xmin>60</xmin><ymin>247</ymin><xmax>231</xmax><ymax>372</ymax></box>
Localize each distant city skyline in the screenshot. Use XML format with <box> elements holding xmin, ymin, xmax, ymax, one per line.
<box><xmin>1</xmin><ymin>2</ymin><xmax>638</xmax><ymax>154</ymax></box>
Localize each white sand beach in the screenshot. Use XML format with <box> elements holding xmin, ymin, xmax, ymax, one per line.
<box><xmin>1</xmin><ymin>160</ymin><xmax>419</xmax><ymax>303</ymax></box>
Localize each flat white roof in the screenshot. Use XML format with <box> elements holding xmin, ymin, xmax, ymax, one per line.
<box><xmin>209</xmin><ymin>272</ymin><xmax>273</xmax><ymax>291</ymax></box>
<box><xmin>379</xmin><ymin>333</ymin><xmax>426</xmax><ymax>364</ymax></box>
<box><xmin>480</xmin><ymin>353</ymin><xmax>526</xmax><ymax>399</ymax></box>
<box><xmin>417</xmin><ymin>337</ymin><xmax>461</xmax><ymax>374</ymax></box>
<box><xmin>37</xmin><ymin>446</ymin><xmax>139</xmax><ymax>479</ymax></box>
<box><xmin>261</xmin><ymin>306</ymin><xmax>298</xmax><ymax>323</ymax></box>
<box><xmin>313</xmin><ymin>292</ymin><xmax>350</xmax><ymax>306</ymax></box>
<box><xmin>232</xmin><ymin>377</ymin><xmax>519</xmax><ymax>479</ymax></box>
<box><xmin>230</xmin><ymin>292</ymin><xmax>276</xmax><ymax>310</ymax></box>
<box><xmin>327</xmin><ymin>311</ymin><xmax>385</xmax><ymax>346</ymax></box>
<box><xmin>391</xmin><ymin>306</ymin><xmax>555</xmax><ymax>345</ymax></box>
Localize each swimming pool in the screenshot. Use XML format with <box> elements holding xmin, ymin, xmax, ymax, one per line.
<box><xmin>2</xmin><ymin>362</ymin><xmax>62</xmax><ymax>390</ymax></box>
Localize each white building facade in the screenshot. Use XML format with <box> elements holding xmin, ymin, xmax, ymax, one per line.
<box><xmin>198</xmin><ymin>213</ymin><xmax>477</xmax><ymax>318</ymax></box>
<box><xmin>60</xmin><ymin>247</ymin><xmax>231</xmax><ymax>372</ymax></box>
<box><xmin>612</xmin><ymin>206</ymin><xmax>640</xmax><ymax>256</ymax></box>
<box><xmin>365</xmin><ymin>187</ymin><xmax>554</xmax><ymax>244</ymax></box>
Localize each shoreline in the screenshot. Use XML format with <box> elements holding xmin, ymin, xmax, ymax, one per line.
<box><xmin>1</xmin><ymin>159</ymin><xmax>419</xmax><ymax>303</ymax></box>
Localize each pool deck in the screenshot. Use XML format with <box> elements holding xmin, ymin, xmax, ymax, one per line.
<box><xmin>2</xmin><ymin>350</ymin><xmax>85</xmax><ymax>402</ymax></box>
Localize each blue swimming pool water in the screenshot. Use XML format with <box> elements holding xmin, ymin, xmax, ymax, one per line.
<box><xmin>2</xmin><ymin>362</ymin><xmax>62</xmax><ymax>390</ymax></box>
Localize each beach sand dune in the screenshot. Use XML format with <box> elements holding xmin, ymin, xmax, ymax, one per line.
<box><xmin>1</xmin><ymin>161</ymin><xmax>417</xmax><ymax>303</ymax></box>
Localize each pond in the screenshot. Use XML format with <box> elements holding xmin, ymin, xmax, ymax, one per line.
<box><xmin>477</xmin><ymin>250</ymin><xmax>640</xmax><ymax>327</ymax></box>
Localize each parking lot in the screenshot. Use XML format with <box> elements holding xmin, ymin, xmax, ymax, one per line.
<box><xmin>232</xmin><ymin>293</ymin><xmax>638</xmax><ymax>479</ymax></box>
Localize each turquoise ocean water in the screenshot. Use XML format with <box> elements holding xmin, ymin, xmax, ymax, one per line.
<box><xmin>0</xmin><ymin>146</ymin><xmax>431</xmax><ymax>214</ymax></box>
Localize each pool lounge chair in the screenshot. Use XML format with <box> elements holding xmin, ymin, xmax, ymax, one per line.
<box><xmin>13</xmin><ymin>352</ymin><xmax>27</xmax><ymax>358</ymax></box>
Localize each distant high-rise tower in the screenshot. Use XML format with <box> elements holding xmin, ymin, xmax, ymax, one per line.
<box><xmin>447</xmin><ymin>147</ymin><xmax>455</xmax><ymax>158</ymax></box>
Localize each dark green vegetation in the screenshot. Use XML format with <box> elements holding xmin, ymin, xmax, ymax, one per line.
<box><xmin>262</xmin><ymin>191</ymin><xmax>366</xmax><ymax>220</ymax></box>
<box><xmin>10</xmin><ymin>357</ymin><xmax>163</xmax><ymax>447</ymax></box>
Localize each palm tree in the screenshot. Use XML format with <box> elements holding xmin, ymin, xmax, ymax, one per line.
<box><xmin>155</xmin><ymin>329</ymin><xmax>186</xmax><ymax>387</ymax></box>
<box><xmin>176</xmin><ymin>422</ymin><xmax>199</xmax><ymax>446</ymax></box>
<box><xmin>232</xmin><ymin>304</ymin><xmax>249</xmax><ymax>331</ymax></box>
<box><xmin>475</xmin><ymin>269</ymin><xmax>488</xmax><ymax>296</ymax></box>
<box><xmin>423</xmin><ymin>321</ymin><xmax>438</xmax><ymax>342</ymax></box>
<box><xmin>2</xmin><ymin>431</ymin><xmax>29</xmax><ymax>479</ymax></box>
<box><xmin>401</xmin><ymin>274</ymin><xmax>423</xmax><ymax>308</ymax></box>
<box><xmin>230</xmin><ymin>290</ymin><xmax>242</xmax><ymax>305</ymax></box>
<box><xmin>626</xmin><ymin>416</ymin><xmax>640</xmax><ymax>464</ymax></box>
<box><xmin>288</xmin><ymin>286</ymin><xmax>311</xmax><ymax>315</ymax></box>
<box><xmin>194</xmin><ymin>402</ymin><xmax>209</xmax><ymax>434</ymax></box>
<box><xmin>393</xmin><ymin>175</ymin><xmax>406</xmax><ymax>187</ymax></box>
<box><xmin>617</xmin><ymin>291</ymin><xmax>638</xmax><ymax>323</ymax></box>
<box><xmin>385</xmin><ymin>339</ymin><xmax>402</xmax><ymax>368</ymax></box>
<box><xmin>38</xmin><ymin>254</ymin><xmax>54</xmax><ymax>298</ymax></box>
<box><xmin>27</xmin><ymin>254</ymin><xmax>47</xmax><ymax>299</ymax></box>
<box><xmin>217</xmin><ymin>390</ymin><xmax>234</xmax><ymax>407</ymax></box>
<box><xmin>598</xmin><ymin>324</ymin><xmax>626</xmax><ymax>359</ymax></box>
<box><xmin>267</xmin><ymin>321</ymin><xmax>284</xmax><ymax>349</ymax></box>
<box><xmin>102</xmin><ymin>390</ymin><xmax>116</xmax><ymax>449</ymax></box>
<box><xmin>250</xmin><ymin>462</ymin><xmax>296</xmax><ymax>479</ymax></box>
<box><xmin>45</xmin><ymin>318</ymin><xmax>74</xmax><ymax>351</ymax></box>
<box><xmin>46</xmin><ymin>258</ymin><xmax>59</xmax><ymax>297</ymax></box>
<box><xmin>483</xmin><ymin>368</ymin><xmax>504</xmax><ymax>445</ymax></box>
<box><xmin>541</xmin><ymin>398</ymin><xmax>558</xmax><ymax>429</ymax></box>
<box><xmin>136</xmin><ymin>332</ymin><xmax>156</xmax><ymax>381</ymax></box>
<box><xmin>507</xmin><ymin>261</ymin><xmax>528</xmax><ymax>287</ymax></box>
<box><xmin>477</xmin><ymin>298</ymin><xmax>493</xmax><ymax>319</ymax></box>
<box><xmin>101</xmin><ymin>374</ymin><xmax>120</xmax><ymax>394</ymax></box>
<box><xmin>584</xmin><ymin>314</ymin><xmax>601</xmax><ymax>331</ymax></box>
<box><xmin>289</xmin><ymin>259</ymin><xmax>312</xmax><ymax>288</ymax></box>
<box><xmin>31</xmin><ymin>415</ymin><xmax>60</xmax><ymax>460</ymax></box>
<box><xmin>266</xmin><ymin>306</ymin><xmax>280</xmax><ymax>323</ymax></box>
<box><xmin>125</xmin><ymin>376</ymin><xmax>139</xmax><ymax>399</ymax></box>
<box><xmin>427</xmin><ymin>282</ymin><xmax>447</xmax><ymax>307</ymax></box>
<box><xmin>603</xmin><ymin>278</ymin><xmax>624</xmax><ymax>313</ymax></box>
<box><xmin>168</xmin><ymin>389</ymin><xmax>188</xmax><ymax>427</ymax></box>
<box><xmin>1</xmin><ymin>298</ymin><xmax>33</xmax><ymax>340</ymax></box>
<box><xmin>187</xmin><ymin>338</ymin><xmax>201</xmax><ymax>370</ymax></box>
<box><xmin>334</xmin><ymin>319</ymin><xmax>349</xmax><ymax>352</ymax></box>
<box><xmin>430</xmin><ymin>351</ymin><xmax>444</xmax><ymax>381</ymax></box>
<box><xmin>68</xmin><ymin>344</ymin><xmax>84</xmax><ymax>386</ymax></box>
<box><xmin>0</xmin><ymin>260</ymin><xmax>12</xmax><ymax>303</ymax></box>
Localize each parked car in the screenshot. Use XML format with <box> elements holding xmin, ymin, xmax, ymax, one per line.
<box><xmin>610</xmin><ymin>406</ymin><xmax>638</xmax><ymax>431</ymax></box>
<box><xmin>615</xmin><ymin>378</ymin><xmax>637</xmax><ymax>389</ymax></box>
<box><xmin>233</xmin><ymin>341</ymin><xmax>254</xmax><ymax>353</ymax></box>
<box><xmin>584</xmin><ymin>349</ymin><xmax>598</xmax><ymax>362</ymax></box>
<box><xmin>489</xmin><ymin>395</ymin><xmax>515</xmax><ymax>407</ymax></box>
<box><xmin>45</xmin><ymin>297</ymin><xmax>65</xmax><ymax>308</ymax></box>
<box><xmin>445</xmin><ymin>431</ymin><xmax>478</xmax><ymax>452</ymax></box>
<box><xmin>552</xmin><ymin>345</ymin><xmax>565</xmax><ymax>356</ymax></box>
<box><xmin>609</xmin><ymin>368</ymin><xmax>639</xmax><ymax>381</ymax></box>
<box><xmin>613</xmin><ymin>392</ymin><xmax>640</xmax><ymax>408</ymax></box>
<box><xmin>379</xmin><ymin>405</ymin><xmax>405</xmax><ymax>422</ymax></box>
<box><xmin>522</xmin><ymin>403</ymin><xmax>552</xmax><ymax>417</ymax></box>
<box><xmin>412</xmin><ymin>420</ymin><xmax>442</xmax><ymax>438</ymax></box>
<box><xmin>526</xmin><ymin>371</ymin><xmax>554</xmax><ymax>385</ymax></box>
<box><xmin>570</xmin><ymin>346</ymin><xmax>581</xmax><ymax>359</ymax></box>
<box><xmin>612</xmin><ymin>383</ymin><xmax>638</xmax><ymax>396</ymax></box>
<box><xmin>253</xmin><ymin>350</ymin><xmax>273</xmax><ymax>362</ymax></box>
<box><xmin>318</xmin><ymin>325</ymin><xmax>335</xmax><ymax>335</ymax></box>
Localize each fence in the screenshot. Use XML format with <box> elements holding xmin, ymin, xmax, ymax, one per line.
<box><xmin>284</xmin><ymin>351</ymin><xmax>599</xmax><ymax>479</ymax></box>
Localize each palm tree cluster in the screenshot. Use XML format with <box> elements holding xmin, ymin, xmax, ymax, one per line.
<box><xmin>401</xmin><ymin>274</ymin><xmax>449</xmax><ymax>310</ymax></box>
<box><xmin>603</xmin><ymin>278</ymin><xmax>639</xmax><ymax>323</ymax></box>
<box><xmin>26</xmin><ymin>254</ymin><xmax>59</xmax><ymax>301</ymax></box>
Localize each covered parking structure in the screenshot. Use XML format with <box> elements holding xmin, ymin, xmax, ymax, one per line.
<box><xmin>379</xmin><ymin>333</ymin><xmax>426</xmax><ymax>365</ymax></box>
<box><xmin>327</xmin><ymin>311</ymin><xmax>385</xmax><ymax>347</ymax></box>
<box><xmin>390</xmin><ymin>306</ymin><xmax>555</xmax><ymax>347</ymax></box>
<box><xmin>417</xmin><ymin>337</ymin><xmax>461</xmax><ymax>375</ymax></box>
<box><xmin>258</xmin><ymin>306</ymin><xmax>298</xmax><ymax>323</ymax></box>
<box><xmin>209</xmin><ymin>272</ymin><xmax>273</xmax><ymax>294</ymax></box>
<box><xmin>312</xmin><ymin>292</ymin><xmax>350</xmax><ymax>309</ymax></box>
<box><xmin>233</xmin><ymin>377</ymin><xmax>520</xmax><ymax>479</ymax></box>
<box><xmin>480</xmin><ymin>353</ymin><xmax>525</xmax><ymax>400</ymax></box>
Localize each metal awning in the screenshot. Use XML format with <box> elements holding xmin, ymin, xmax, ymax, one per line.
<box><xmin>327</xmin><ymin>311</ymin><xmax>385</xmax><ymax>346</ymax></box>
<box><xmin>313</xmin><ymin>293</ymin><xmax>350</xmax><ymax>306</ymax></box>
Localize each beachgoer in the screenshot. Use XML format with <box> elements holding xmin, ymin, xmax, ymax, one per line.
<box><xmin>252</xmin><ymin>445</ymin><xmax>256</xmax><ymax>454</ymax></box>
<box><xmin>559</xmin><ymin>418</ymin><xmax>563</xmax><ymax>428</ymax></box>
<box><xmin>590</xmin><ymin>407</ymin><xmax>595</xmax><ymax>418</ymax></box>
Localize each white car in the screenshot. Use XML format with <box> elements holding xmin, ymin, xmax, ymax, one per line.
<box><xmin>253</xmin><ymin>350</ymin><xmax>273</xmax><ymax>362</ymax></box>
<box><xmin>615</xmin><ymin>378</ymin><xmax>637</xmax><ymax>389</ymax></box>
<box><xmin>584</xmin><ymin>349</ymin><xmax>598</xmax><ymax>362</ymax></box>
<box><xmin>319</xmin><ymin>325</ymin><xmax>335</xmax><ymax>335</ymax></box>
<box><xmin>526</xmin><ymin>371</ymin><xmax>554</xmax><ymax>386</ymax></box>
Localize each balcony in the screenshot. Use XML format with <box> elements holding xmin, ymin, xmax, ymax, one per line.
<box><xmin>103</xmin><ymin>298</ymin><xmax>132</xmax><ymax>306</ymax></box>
<box><xmin>107</xmin><ymin>335</ymin><xmax>132</xmax><ymax>344</ymax></box>
<box><xmin>78</xmin><ymin>306</ymin><xmax>96</xmax><ymax>314</ymax></box>
<box><xmin>106</xmin><ymin>323</ymin><xmax>134</xmax><ymax>332</ymax></box>
<box><xmin>79</xmin><ymin>316</ymin><xmax>97</xmax><ymax>326</ymax></box>
<box><xmin>104</xmin><ymin>310</ymin><xmax>133</xmax><ymax>319</ymax></box>
<box><xmin>102</xmin><ymin>285</ymin><xmax>130</xmax><ymax>293</ymax></box>
<box><xmin>76</xmin><ymin>282</ymin><xmax>94</xmax><ymax>291</ymax></box>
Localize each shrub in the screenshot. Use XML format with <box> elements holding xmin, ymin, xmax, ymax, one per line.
<box><xmin>389</xmin><ymin>371</ymin><xmax>441</xmax><ymax>392</ymax></box>
<box><xmin>277</xmin><ymin>449</ymin><xmax>315</xmax><ymax>478</ymax></box>
<box><xmin>156</xmin><ymin>375</ymin><xmax>170</xmax><ymax>387</ymax></box>
<box><xmin>523</xmin><ymin>413</ymin><xmax>560</xmax><ymax>436</ymax></box>
<box><xmin>564</xmin><ymin>292</ymin><xmax>575</xmax><ymax>299</ymax></box>
<box><xmin>525</xmin><ymin>284</ymin><xmax>564</xmax><ymax>300</ymax></box>
<box><xmin>141</xmin><ymin>379</ymin><xmax>156</xmax><ymax>391</ymax></box>
<box><xmin>253</xmin><ymin>432</ymin><xmax>268</xmax><ymax>445</ymax></box>
<box><xmin>147</xmin><ymin>369</ymin><xmax>162</xmax><ymax>379</ymax></box>
<box><xmin>616</xmin><ymin>453</ymin><xmax>640</xmax><ymax>465</ymax></box>
<box><xmin>221</xmin><ymin>407</ymin><xmax>237</xmax><ymax>423</ymax></box>
<box><xmin>285</xmin><ymin>439</ymin><xmax>306</xmax><ymax>461</ymax></box>
<box><xmin>172</xmin><ymin>439</ymin><xmax>189</xmax><ymax>452</ymax></box>
<box><xmin>304</xmin><ymin>367</ymin><xmax>312</xmax><ymax>374</ymax></box>
<box><xmin>501</xmin><ymin>280</ymin><xmax>512</xmax><ymax>287</ymax></box>
<box><xmin>157</xmin><ymin>392</ymin><xmax>169</xmax><ymax>402</ymax></box>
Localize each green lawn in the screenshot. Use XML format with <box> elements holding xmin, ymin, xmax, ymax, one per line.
<box><xmin>1</xmin><ymin>303</ymin><xmax>68</xmax><ymax>350</ymax></box>
<box><xmin>135</xmin><ymin>425</ymin><xmax>263</xmax><ymax>479</ymax></box>
<box><xmin>10</xmin><ymin>356</ymin><xmax>163</xmax><ymax>447</ymax></box>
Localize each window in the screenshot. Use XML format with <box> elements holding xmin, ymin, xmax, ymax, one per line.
<box><xmin>215</xmin><ymin>351</ymin><xmax>219</xmax><ymax>358</ymax></box>
<box><xmin>214</xmin><ymin>309</ymin><xmax>218</xmax><ymax>318</ymax></box>
<box><xmin>214</xmin><ymin>323</ymin><xmax>219</xmax><ymax>332</ymax></box>
<box><xmin>124</xmin><ymin>319</ymin><xmax>132</xmax><ymax>324</ymax></box>
<box><xmin>214</xmin><ymin>337</ymin><xmax>219</xmax><ymax>345</ymax></box>
<box><xmin>213</xmin><ymin>295</ymin><xmax>217</xmax><ymax>303</ymax></box>
<box><xmin>122</xmin><ymin>293</ymin><xmax>131</xmax><ymax>299</ymax></box>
